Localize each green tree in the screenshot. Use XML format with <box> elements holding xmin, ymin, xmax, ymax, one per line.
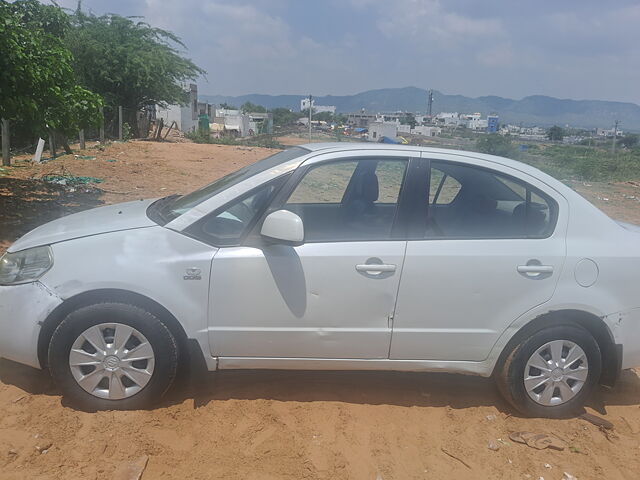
<box><xmin>272</xmin><ymin>107</ymin><xmax>299</xmax><ymax>127</ymax></box>
<box><xmin>241</xmin><ymin>101</ymin><xmax>266</xmax><ymax>113</ymax></box>
<box><xmin>547</xmin><ymin>125</ymin><xmax>565</xmax><ymax>142</ymax></box>
<box><xmin>401</xmin><ymin>112</ymin><xmax>417</xmax><ymax>129</ymax></box>
<box><xmin>0</xmin><ymin>0</ymin><xmax>102</xmax><ymax>150</ymax></box>
<box><xmin>219</xmin><ymin>102</ymin><xmax>237</xmax><ymax>110</ymax></box>
<box><xmin>620</xmin><ymin>134</ymin><xmax>639</xmax><ymax>149</ymax></box>
<box><xmin>302</xmin><ymin>110</ymin><xmax>346</xmax><ymax>125</ymax></box>
<box><xmin>66</xmin><ymin>8</ymin><xmax>204</xmax><ymax>135</ymax></box>
<box><xmin>476</xmin><ymin>134</ymin><xmax>515</xmax><ymax>157</ymax></box>
<box><xmin>313</xmin><ymin>111</ymin><xmax>335</xmax><ymax>122</ymax></box>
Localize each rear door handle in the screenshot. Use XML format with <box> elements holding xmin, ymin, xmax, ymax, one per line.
<box><xmin>355</xmin><ymin>264</ymin><xmax>396</xmax><ymax>273</ymax></box>
<box><xmin>517</xmin><ymin>265</ymin><xmax>553</xmax><ymax>275</ymax></box>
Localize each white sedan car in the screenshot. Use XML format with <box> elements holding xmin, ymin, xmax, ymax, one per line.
<box><xmin>1</xmin><ymin>143</ymin><xmax>639</xmax><ymax>417</ymax></box>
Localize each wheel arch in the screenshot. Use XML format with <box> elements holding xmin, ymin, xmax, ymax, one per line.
<box><xmin>492</xmin><ymin>309</ymin><xmax>621</xmax><ymax>387</ymax></box>
<box><xmin>38</xmin><ymin>289</ymin><xmax>191</xmax><ymax>370</ymax></box>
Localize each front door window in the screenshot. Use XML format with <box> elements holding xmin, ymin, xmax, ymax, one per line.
<box><xmin>283</xmin><ymin>158</ymin><xmax>408</xmax><ymax>242</ymax></box>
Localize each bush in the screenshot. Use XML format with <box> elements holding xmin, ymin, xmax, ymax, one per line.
<box><xmin>522</xmin><ymin>144</ymin><xmax>640</xmax><ymax>181</ymax></box>
<box><xmin>122</xmin><ymin>122</ymin><xmax>132</xmax><ymax>141</ymax></box>
<box><xmin>475</xmin><ymin>134</ymin><xmax>516</xmax><ymax>157</ymax></box>
<box><xmin>184</xmin><ymin>130</ymin><xmax>284</xmax><ymax>149</ymax></box>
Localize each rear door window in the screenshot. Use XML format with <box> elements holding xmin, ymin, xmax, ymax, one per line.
<box><xmin>426</xmin><ymin>161</ymin><xmax>557</xmax><ymax>238</ymax></box>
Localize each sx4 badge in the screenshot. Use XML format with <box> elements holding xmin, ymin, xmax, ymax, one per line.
<box><xmin>183</xmin><ymin>267</ymin><xmax>202</xmax><ymax>280</ymax></box>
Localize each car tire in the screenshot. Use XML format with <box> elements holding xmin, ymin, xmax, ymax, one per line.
<box><xmin>48</xmin><ymin>302</ymin><xmax>178</xmax><ymax>411</ymax></box>
<box><xmin>496</xmin><ymin>324</ymin><xmax>601</xmax><ymax>418</ymax></box>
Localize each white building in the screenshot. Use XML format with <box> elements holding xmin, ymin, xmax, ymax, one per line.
<box><xmin>596</xmin><ymin>128</ymin><xmax>623</xmax><ymax>137</ymax></box>
<box><xmin>213</xmin><ymin>108</ymin><xmax>250</xmax><ymax>136</ymax></box>
<box><xmin>247</xmin><ymin>112</ymin><xmax>273</xmax><ymax>135</ymax></box>
<box><xmin>460</xmin><ymin>113</ymin><xmax>488</xmax><ymax>130</ymax></box>
<box><xmin>368</xmin><ymin>121</ymin><xmax>398</xmax><ymax>141</ymax></box>
<box><xmin>435</xmin><ymin>112</ymin><xmax>460</xmax><ymax>126</ymax></box>
<box><xmin>155</xmin><ymin>84</ymin><xmax>199</xmax><ymax>132</ymax></box>
<box><xmin>411</xmin><ymin>126</ymin><xmax>441</xmax><ymax>137</ymax></box>
<box><xmin>300</xmin><ymin>98</ymin><xmax>336</xmax><ymax>114</ymax></box>
<box><xmin>522</xmin><ymin>126</ymin><xmax>546</xmax><ymax>136</ymax></box>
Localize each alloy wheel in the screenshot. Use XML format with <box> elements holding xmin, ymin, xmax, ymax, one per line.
<box><xmin>68</xmin><ymin>323</ymin><xmax>155</xmax><ymax>400</ymax></box>
<box><xmin>524</xmin><ymin>339</ymin><xmax>589</xmax><ymax>406</ymax></box>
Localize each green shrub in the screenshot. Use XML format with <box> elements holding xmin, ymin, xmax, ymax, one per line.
<box><xmin>475</xmin><ymin>134</ymin><xmax>516</xmax><ymax>157</ymax></box>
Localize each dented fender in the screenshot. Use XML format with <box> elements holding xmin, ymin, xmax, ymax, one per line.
<box><xmin>0</xmin><ymin>282</ymin><xmax>63</xmax><ymax>368</ymax></box>
<box><xmin>603</xmin><ymin>307</ymin><xmax>640</xmax><ymax>369</ymax></box>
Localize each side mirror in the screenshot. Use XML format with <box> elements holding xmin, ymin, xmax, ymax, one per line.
<box><xmin>261</xmin><ymin>210</ymin><xmax>304</xmax><ymax>244</ymax></box>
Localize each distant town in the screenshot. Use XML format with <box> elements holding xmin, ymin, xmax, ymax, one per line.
<box><xmin>156</xmin><ymin>84</ymin><xmax>627</xmax><ymax>147</ymax></box>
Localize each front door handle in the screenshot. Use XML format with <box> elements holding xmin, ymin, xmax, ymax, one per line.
<box><xmin>356</xmin><ymin>263</ymin><xmax>396</xmax><ymax>273</ymax></box>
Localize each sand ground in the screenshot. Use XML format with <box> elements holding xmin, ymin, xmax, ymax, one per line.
<box><xmin>1</xmin><ymin>139</ymin><xmax>639</xmax><ymax>479</ymax></box>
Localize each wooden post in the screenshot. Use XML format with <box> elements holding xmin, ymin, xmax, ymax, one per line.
<box><xmin>162</xmin><ymin>121</ymin><xmax>177</xmax><ymax>141</ymax></box>
<box><xmin>79</xmin><ymin>129</ymin><xmax>86</xmax><ymax>149</ymax></box>
<box><xmin>155</xmin><ymin>118</ymin><xmax>164</xmax><ymax>141</ymax></box>
<box><xmin>1</xmin><ymin>118</ymin><xmax>9</xmax><ymax>166</ymax></box>
<box><xmin>32</xmin><ymin>138</ymin><xmax>45</xmax><ymax>163</ymax></box>
<box><xmin>99</xmin><ymin>106</ymin><xmax>105</xmax><ymax>142</ymax></box>
<box><xmin>118</xmin><ymin>106</ymin><xmax>123</xmax><ymax>141</ymax></box>
<box><xmin>48</xmin><ymin>132</ymin><xmax>56</xmax><ymax>159</ymax></box>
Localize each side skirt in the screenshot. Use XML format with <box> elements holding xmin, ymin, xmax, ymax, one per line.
<box><xmin>214</xmin><ymin>356</ymin><xmax>494</xmax><ymax>377</ymax></box>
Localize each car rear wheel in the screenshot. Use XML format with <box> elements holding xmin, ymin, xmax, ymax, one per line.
<box><xmin>48</xmin><ymin>302</ymin><xmax>178</xmax><ymax>410</ymax></box>
<box><xmin>496</xmin><ymin>324</ymin><xmax>601</xmax><ymax>418</ymax></box>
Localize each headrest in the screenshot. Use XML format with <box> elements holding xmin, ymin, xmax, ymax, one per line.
<box><xmin>355</xmin><ymin>171</ymin><xmax>379</xmax><ymax>203</ymax></box>
<box><xmin>513</xmin><ymin>202</ymin><xmax>546</xmax><ymax>234</ymax></box>
<box><xmin>512</xmin><ymin>202</ymin><xmax>527</xmax><ymax>218</ymax></box>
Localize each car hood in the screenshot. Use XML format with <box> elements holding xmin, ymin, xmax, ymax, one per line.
<box><xmin>617</xmin><ymin>220</ymin><xmax>640</xmax><ymax>234</ymax></box>
<box><xmin>8</xmin><ymin>199</ymin><xmax>158</xmax><ymax>253</ymax></box>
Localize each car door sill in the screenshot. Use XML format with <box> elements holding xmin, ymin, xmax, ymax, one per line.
<box><xmin>215</xmin><ymin>356</ymin><xmax>492</xmax><ymax>377</ymax></box>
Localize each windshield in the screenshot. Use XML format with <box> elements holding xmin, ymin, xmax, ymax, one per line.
<box><xmin>153</xmin><ymin>146</ymin><xmax>308</xmax><ymax>223</ymax></box>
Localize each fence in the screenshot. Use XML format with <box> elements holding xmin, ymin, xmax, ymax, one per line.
<box><xmin>0</xmin><ymin>105</ymin><xmax>155</xmax><ymax>166</ymax></box>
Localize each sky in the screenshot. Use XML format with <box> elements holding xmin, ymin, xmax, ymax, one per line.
<box><xmin>51</xmin><ymin>0</ymin><xmax>640</xmax><ymax>104</ymax></box>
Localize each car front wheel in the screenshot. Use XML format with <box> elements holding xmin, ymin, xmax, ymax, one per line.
<box><xmin>496</xmin><ymin>324</ymin><xmax>602</xmax><ymax>418</ymax></box>
<box><xmin>48</xmin><ymin>302</ymin><xmax>178</xmax><ymax>410</ymax></box>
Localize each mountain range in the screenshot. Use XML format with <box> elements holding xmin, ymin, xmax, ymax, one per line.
<box><xmin>200</xmin><ymin>86</ymin><xmax>640</xmax><ymax>130</ymax></box>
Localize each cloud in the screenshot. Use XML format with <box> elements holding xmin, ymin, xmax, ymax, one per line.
<box><xmin>49</xmin><ymin>0</ymin><xmax>640</xmax><ymax>104</ymax></box>
<box><xmin>351</xmin><ymin>0</ymin><xmax>504</xmax><ymax>44</ymax></box>
<box><xmin>475</xmin><ymin>44</ymin><xmax>515</xmax><ymax>67</ymax></box>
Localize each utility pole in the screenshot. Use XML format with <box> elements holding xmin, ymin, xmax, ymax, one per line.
<box><xmin>427</xmin><ymin>89</ymin><xmax>434</xmax><ymax>118</ymax></box>
<box><xmin>118</xmin><ymin>105</ymin><xmax>123</xmax><ymax>141</ymax></box>
<box><xmin>308</xmin><ymin>94</ymin><xmax>312</xmax><ymax>143</ymax></box>
<box><xmin>99</xmin><ymin>106</ymin><xmax>105</xmax><ymax>142</ymax></box>
<box><xmin>1</xmin><ymin>118</ymin><xmax>9</xmax><ymax>166</ymax></box>
<box><xmin>612</xmin><ymin>120</ymin><xmax>620</xmax><ymax>154</ymax></box>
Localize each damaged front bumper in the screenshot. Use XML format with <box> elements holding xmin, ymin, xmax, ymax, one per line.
<box><xmin>0</xmin><ymin>282</ymin><xmax>63</xmax><ymax>368</ymax></box>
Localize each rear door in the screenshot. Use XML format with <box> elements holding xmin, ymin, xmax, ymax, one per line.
<box><xmin>390</xmin><ymin>155</ymin><xmax>568</xmax><ymax>361</ymax></box>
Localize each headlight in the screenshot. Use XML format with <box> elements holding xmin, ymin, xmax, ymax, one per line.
<box><xmin>0</xmin><ymin>246</ymin><xmax>53</xmax><ymax>285</ymax></box>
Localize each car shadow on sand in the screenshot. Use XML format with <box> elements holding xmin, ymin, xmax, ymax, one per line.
<box><xmin>2</xmin><ymin>358</ymin><xmax>639</xmax><ymax>416</ymax></box>
<box><xmin>0</xmin><ymin>177</ymin><xmax>103</xmax><ymax>251</ymax></box>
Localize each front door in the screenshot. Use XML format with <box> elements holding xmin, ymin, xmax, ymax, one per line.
<box><xmin>209</xmin><ymin>155</ymin><xmax>412</xmax><ymax>359</ymax></box>
<box><xmin>390</xmin><ymin>157</ymin><xmax>567</xmax><ymax>361</ymax></box>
